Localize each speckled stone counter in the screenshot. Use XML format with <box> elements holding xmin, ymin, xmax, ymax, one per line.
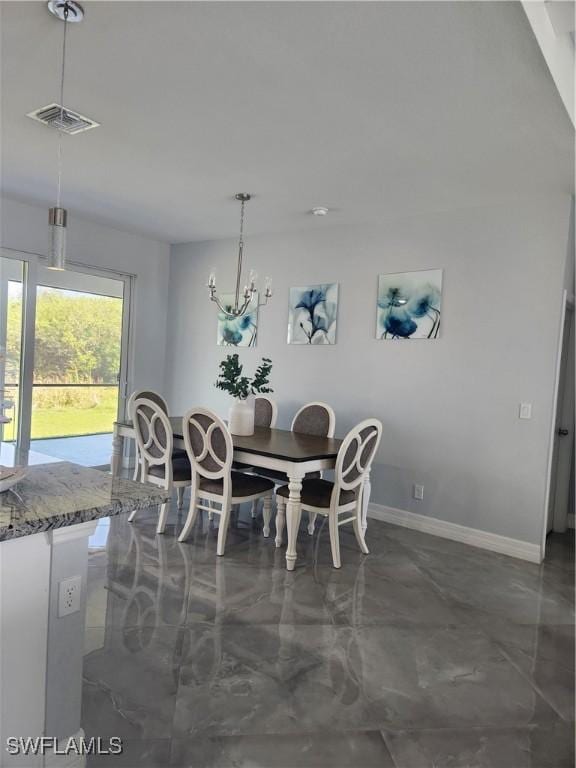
<box><xmin>0</xmin><ymin>462</ymin><xmax>169</xmax><ymax>542</ymax></box>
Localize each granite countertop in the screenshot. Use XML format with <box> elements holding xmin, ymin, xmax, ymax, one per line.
<box><xmin>0</xmin><ymin>462</ymin><xmax>170</xmax><ymax>542</ymax></box>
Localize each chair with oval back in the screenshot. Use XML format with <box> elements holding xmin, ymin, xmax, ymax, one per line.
<box><xmin>233</xmin><ymin>394</ymin><xmax>278</xmax><ymax>475</ymax></box>
<box><xmin>129</xmin><ymin>397</ymin><xmax>192</xmax><ymax>534</ymax></box>
<box><xmin>275</xmin><ymin>418</ymin><xmax>382</xmax><ymax>568</ymax></box>
<box><xmin>291</xmin><ymin>401</ymin><xmax>336</xmax><ymax>438</ymax></box>
<box><xmin>178</xmin><ymin>407</ymin><xmax>276</xmax><ymax>555</ymax></box>
<box><xmin>254</xmin><ymin>395</ymin><xmax>278</xmax><ymax>429</ymax></box>
<box><xmin>128</xmin><ymin>389</ymin><xmax>186</xmax><ymax>507</ymax></box>
<box><xmin>238</xmin><ymin>395</ymin><xmax>278</xmax><ymax>519</ymax></box>
<box><xmin>251</xmin><ymin>401</ymin><xmax>336</xmax><ymax>532</ymax></box>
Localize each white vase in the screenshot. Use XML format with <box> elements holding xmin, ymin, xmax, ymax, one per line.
<box><xmin>228</xmin><ymin>396</ymin><xmax>255</xmax><ymax>436</ymax></box>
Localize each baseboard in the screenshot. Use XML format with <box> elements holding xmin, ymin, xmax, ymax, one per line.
<box><xmin>368</xmin><ymin>502</ymin><xmax>542</xmax><ymax>563</ymax></box>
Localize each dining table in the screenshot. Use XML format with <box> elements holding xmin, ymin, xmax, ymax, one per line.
<box><xmin>111</xmin><ymin>418</ymin><xmax>373</xmax><ymax>570</ymax></box>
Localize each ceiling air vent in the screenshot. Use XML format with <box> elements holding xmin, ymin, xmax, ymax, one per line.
<box><xmin>26</xmin><ymin>103</ymin><xmax>99</xmax><ymax>135</ymax></box>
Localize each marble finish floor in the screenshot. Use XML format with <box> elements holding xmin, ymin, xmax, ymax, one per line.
<box><xmin>83</xmin><ymin>502</ymin><xmax>574</xmax><ymax>767</ymax></box>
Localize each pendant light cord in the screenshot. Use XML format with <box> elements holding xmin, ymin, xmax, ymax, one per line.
<box><xmin>56</xmin><ymin>3</ymin><xmax>69</xmax><ymax>209</ymax></box>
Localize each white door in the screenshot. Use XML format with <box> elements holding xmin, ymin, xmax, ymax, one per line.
<box><xmin>547</xmin><ymin>304</ymin><xmax>575</xmax><ymax>533</ymax></box>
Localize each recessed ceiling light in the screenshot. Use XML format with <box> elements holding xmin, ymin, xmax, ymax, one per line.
<box><xmin>310</xmin><ymin>206</ymin><xmax>329</xmax><ymax>216</ymax></box>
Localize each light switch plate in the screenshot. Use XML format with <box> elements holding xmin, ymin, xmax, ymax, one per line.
<box><xmin>413</xmin><ymin>484</ymin><xmax>424</xmax><ymax>500</ymax></box>
<box><xmin>519</xmin><ymin>403</ymin><xmax>532</xmax><ymax>420</ymax></box>
<box><xmin>58</xmin><ymin>575</ymin><xmax>82</xmax><ymax>617</ymax></box>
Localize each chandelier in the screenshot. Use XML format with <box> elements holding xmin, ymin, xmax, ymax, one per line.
<box><xmin>207</xmin><ymin>194</ymin><xmax>273</xmax><ymax>319</ymax></box>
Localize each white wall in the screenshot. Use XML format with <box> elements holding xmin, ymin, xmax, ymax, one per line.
<box><xmin>166</xmin><ymin>196</ymin><xmax>572</xmax><ymax>546</ymax></box>
<box><xmin>0</xmin><ymin>197</ymin><xmax>171</xmax><ymax>398</ymax></box>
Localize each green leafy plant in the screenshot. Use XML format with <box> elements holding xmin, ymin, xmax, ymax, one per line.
<box><xmin>215</xmin><ymin>354</ymin><xmax>273</xmax><ymax>400</ymax></box>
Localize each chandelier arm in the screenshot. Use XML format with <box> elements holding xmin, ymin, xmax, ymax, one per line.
<box><xmin>210</xmin><ymin>292</ymin><xmax>251</xmax><ymax>319</ymax></box>
<box><xmin>257</xmin><ymin>294</ymin><xmax>271</xmax><ymax>309</ymax></box>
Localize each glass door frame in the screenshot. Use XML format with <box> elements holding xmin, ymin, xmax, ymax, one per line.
<box><xmin>1</xmin><ymin>247</ymin><xmax>134</xmax><ymax>465</ymax></box>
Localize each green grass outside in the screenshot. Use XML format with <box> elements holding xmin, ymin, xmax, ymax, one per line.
<box><xmin>3</xmin><ymin>387</ymin><xmax>118</xmax><ymax>441</ymax></box>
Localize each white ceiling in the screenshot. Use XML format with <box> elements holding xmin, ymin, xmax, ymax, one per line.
<box><xmin>1</xmin><ymin>1</ymin><xmax>573</xmax><ymax>244</ymax></box>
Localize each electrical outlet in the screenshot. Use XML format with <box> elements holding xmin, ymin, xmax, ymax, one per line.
<box><xmin>58</xmin><ymin>575</ymin><xmax>82</xmax><ymax>617</ymax></box>
<box><xmin>413</xmin><ymin>484</ymin><xmax>424</xmax><ymax>501</ymax></box>
<box><xmin>519</xmin><ymin>403</ymin><xmax>532</xmax><ymax>420</ymax></box>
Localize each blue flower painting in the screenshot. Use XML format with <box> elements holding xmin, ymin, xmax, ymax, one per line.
<box><xmin>376</xmin><ymin>270</ymin><xmax>442</xmax><ymax>340</ymax></box>
<box><xmin>217</xmin><ymin>293</ymin><xmax>258</xmax><ymax>347</ymax></box>
<box><xmin>287</xmin><ymin>283</ymin><xmax>339</xmax><ymax>345</ymax></box>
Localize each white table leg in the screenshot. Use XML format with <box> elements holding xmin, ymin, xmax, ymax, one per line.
<box><xmin>362</xmin><ymin>471</ymin><xmax>372</xmax><ymax>535</ymax></box>
<box><xmin>110</xmin><ymin>424</ymin><xmax>123</xmax><ymax>477</ymax></box>
<box><xmin>285</xmin><ymin>469</ymin><xmax>304</xmax><ymax>571</ymax></box>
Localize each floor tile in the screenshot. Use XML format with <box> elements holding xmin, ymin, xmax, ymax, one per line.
<box><xmin>82</xmin><ymin>512</ymin><xmax>574</xmax><ymax>768</ymax></box>
<box><xmin>169</xmin><ymin>732</ymin><xmax>395</xmax><ymax>768</ymax></box>
<box><xmin>86</xmin><ymin>739</ymin><xmax>171</xmax><ymax>767</ymax></box>
<box><xmin>382</xmin><ymin>722</ymin><xmax>575</xmax><ymax>768</ymax></box>
<box><xmin>82</xmin><ymin>627</ymin><xmax>185</xmax><ymax>738</ymax></box>
<box><xmin>312</xmin><ymin>556</ymin><xmax>463</xmax><ymax>627</ymax></box>
<box><xmin>496</xmin><ymin>623</ymin><xmax>575</xmax><ymax>721</ymax></box>
<box><xmin>406</xmin><ymin>541</ymin><xmax>574</xmax><ymax>626</ymax></box>
<box><xmin>172</xmin><ymin>623</ymin><xmax>560</xmax><ymax>737</ymax></box>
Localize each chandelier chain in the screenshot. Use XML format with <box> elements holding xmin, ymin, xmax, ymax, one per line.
<box><xmin>233</xmin><ymin>198</ymin><xmax>247</xmax><ymax>309</ymax></box>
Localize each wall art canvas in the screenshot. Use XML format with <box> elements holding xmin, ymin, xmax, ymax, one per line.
<box><xmin>287</xmin><ymin>283</ymin><xmax>339</xmax><ymax>345</ymax></box>
<box><xmin>376</xmin><ymin>269</ymin><xmax>442</xmax><ymax>340</ymax></box>
<box><xmin>217</xmin><ymin>293</ymin><xmax>258</xmax><ymax>347</ymax></box>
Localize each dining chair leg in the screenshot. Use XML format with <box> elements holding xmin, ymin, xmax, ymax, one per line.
<box><xmin>275</xmin><ymin>497</ymin><xmax>286</xmax><ymax>548</ymax></box>
<box><xmin>353</xmin><ymin>501</ymin><xmax>369</xmax><ymax>554</ymax></box>
<box><xmin>328</xmin><ymin>511</ymin><xmax>341</xmax><ymax>568</ymax></box>
<box><xmin>178</xmin><ymin>492</ymin><xmax>199</xmax><ymax>542</ymax></box>
<box><xmin>127</xmin><ymin>508</ymin><xmax>138</xmax><ymax>523</ymax></box>
<box><xmin>251</xmin><ymin>499</ymin><xmax>259</xmax><ymax>519</ymax></box>
<box><xmin>156</xmin><ymin>502</ymin><xmax>169</xmax><ymax>535</ymax></box>
<box><xmin>307</xmin><ymin>512</ymin><xmax>317</xmax><ymax>536</ymax></box>
<box><xmin>216</xmin><ymin>505</ymin><xmax>232</xmax><ymax>556</ymax></box>
<box><xmin>262</xmin><ymin>495</ymin><xmax>272</xmax><ymax>538</ymax></box>
<box><xmin>177</xmin><ymin>486</ymin><xmax>185</xmax><ymax>510</ymax></box>
<box><xmin>132</xmin><ymin>451</ymin><xmax>140</xmax><ymax>482</ymax></box>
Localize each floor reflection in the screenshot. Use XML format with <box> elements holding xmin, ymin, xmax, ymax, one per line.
<box><xmin>81</xmin><ymin>504</ymin><xmax>575</xmax><ymax>767</ymax></box>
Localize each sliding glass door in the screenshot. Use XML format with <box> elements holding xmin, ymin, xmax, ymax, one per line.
<box><xmin>0</xmin><ymin>252</ymin><xmax>131</xmax><ymax>468</ymax></box>
<box><xmin>0</xmin><ymin>256</ymin><xmax>26</xmax><ymax>466</ymax></box>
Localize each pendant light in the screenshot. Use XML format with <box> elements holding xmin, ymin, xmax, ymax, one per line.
<box><xmin>47</xmin><ymin>0</ymin><xmax>84</xmax><ymax>270</ymax></box>
<box><xmin>207</xmin><ymin>194</ymin><xmax>273</xmax><ymax>318</ymax></box>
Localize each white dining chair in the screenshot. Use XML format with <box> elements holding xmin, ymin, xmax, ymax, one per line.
<box><xmin>129</xmin><ymin>397</ymin><xmax>192</xmax><ymax>534</ymax></box>
<box><xmin>241</xmin><ymin>395</ymin><xmax>278</xmax><ymax>519</ymax></box>
<box><xmin>178</xmin><ymin>407</ymin><xmax>275</xmax><ymax>555</ymax></box>
<box><xmin>234</xmin><ymin>394</ymin><xmax>278</xmax><ymax>473</ymax></box>
<box><xmin>254</xmin><ymin>395</ymin><xmax>278</xmax><ymax>429</ymax></box>
<box><xmin>128</xmin><ymin>389</ymin><xmax>186</xmax><ymax>505</ymax></box>
<box><xmin>275</xmin><ymin>418</ymin><xmax>382</xmax><ymax>568</ymax></box>
<box><xmin>252</xmin><ymin>401</ymin><xmax>336</xmax><ymax>532</ymax></box>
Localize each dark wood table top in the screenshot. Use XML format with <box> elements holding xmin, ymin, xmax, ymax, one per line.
<box><xmin>117</xmin><ymin>418</ymin><xmax>342</xmax><ymax>463</ymax></box>
<box><xmin>231</xmin><ymin>426</ymin><xmax>342</xmax><ymax>462</ymax></box>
